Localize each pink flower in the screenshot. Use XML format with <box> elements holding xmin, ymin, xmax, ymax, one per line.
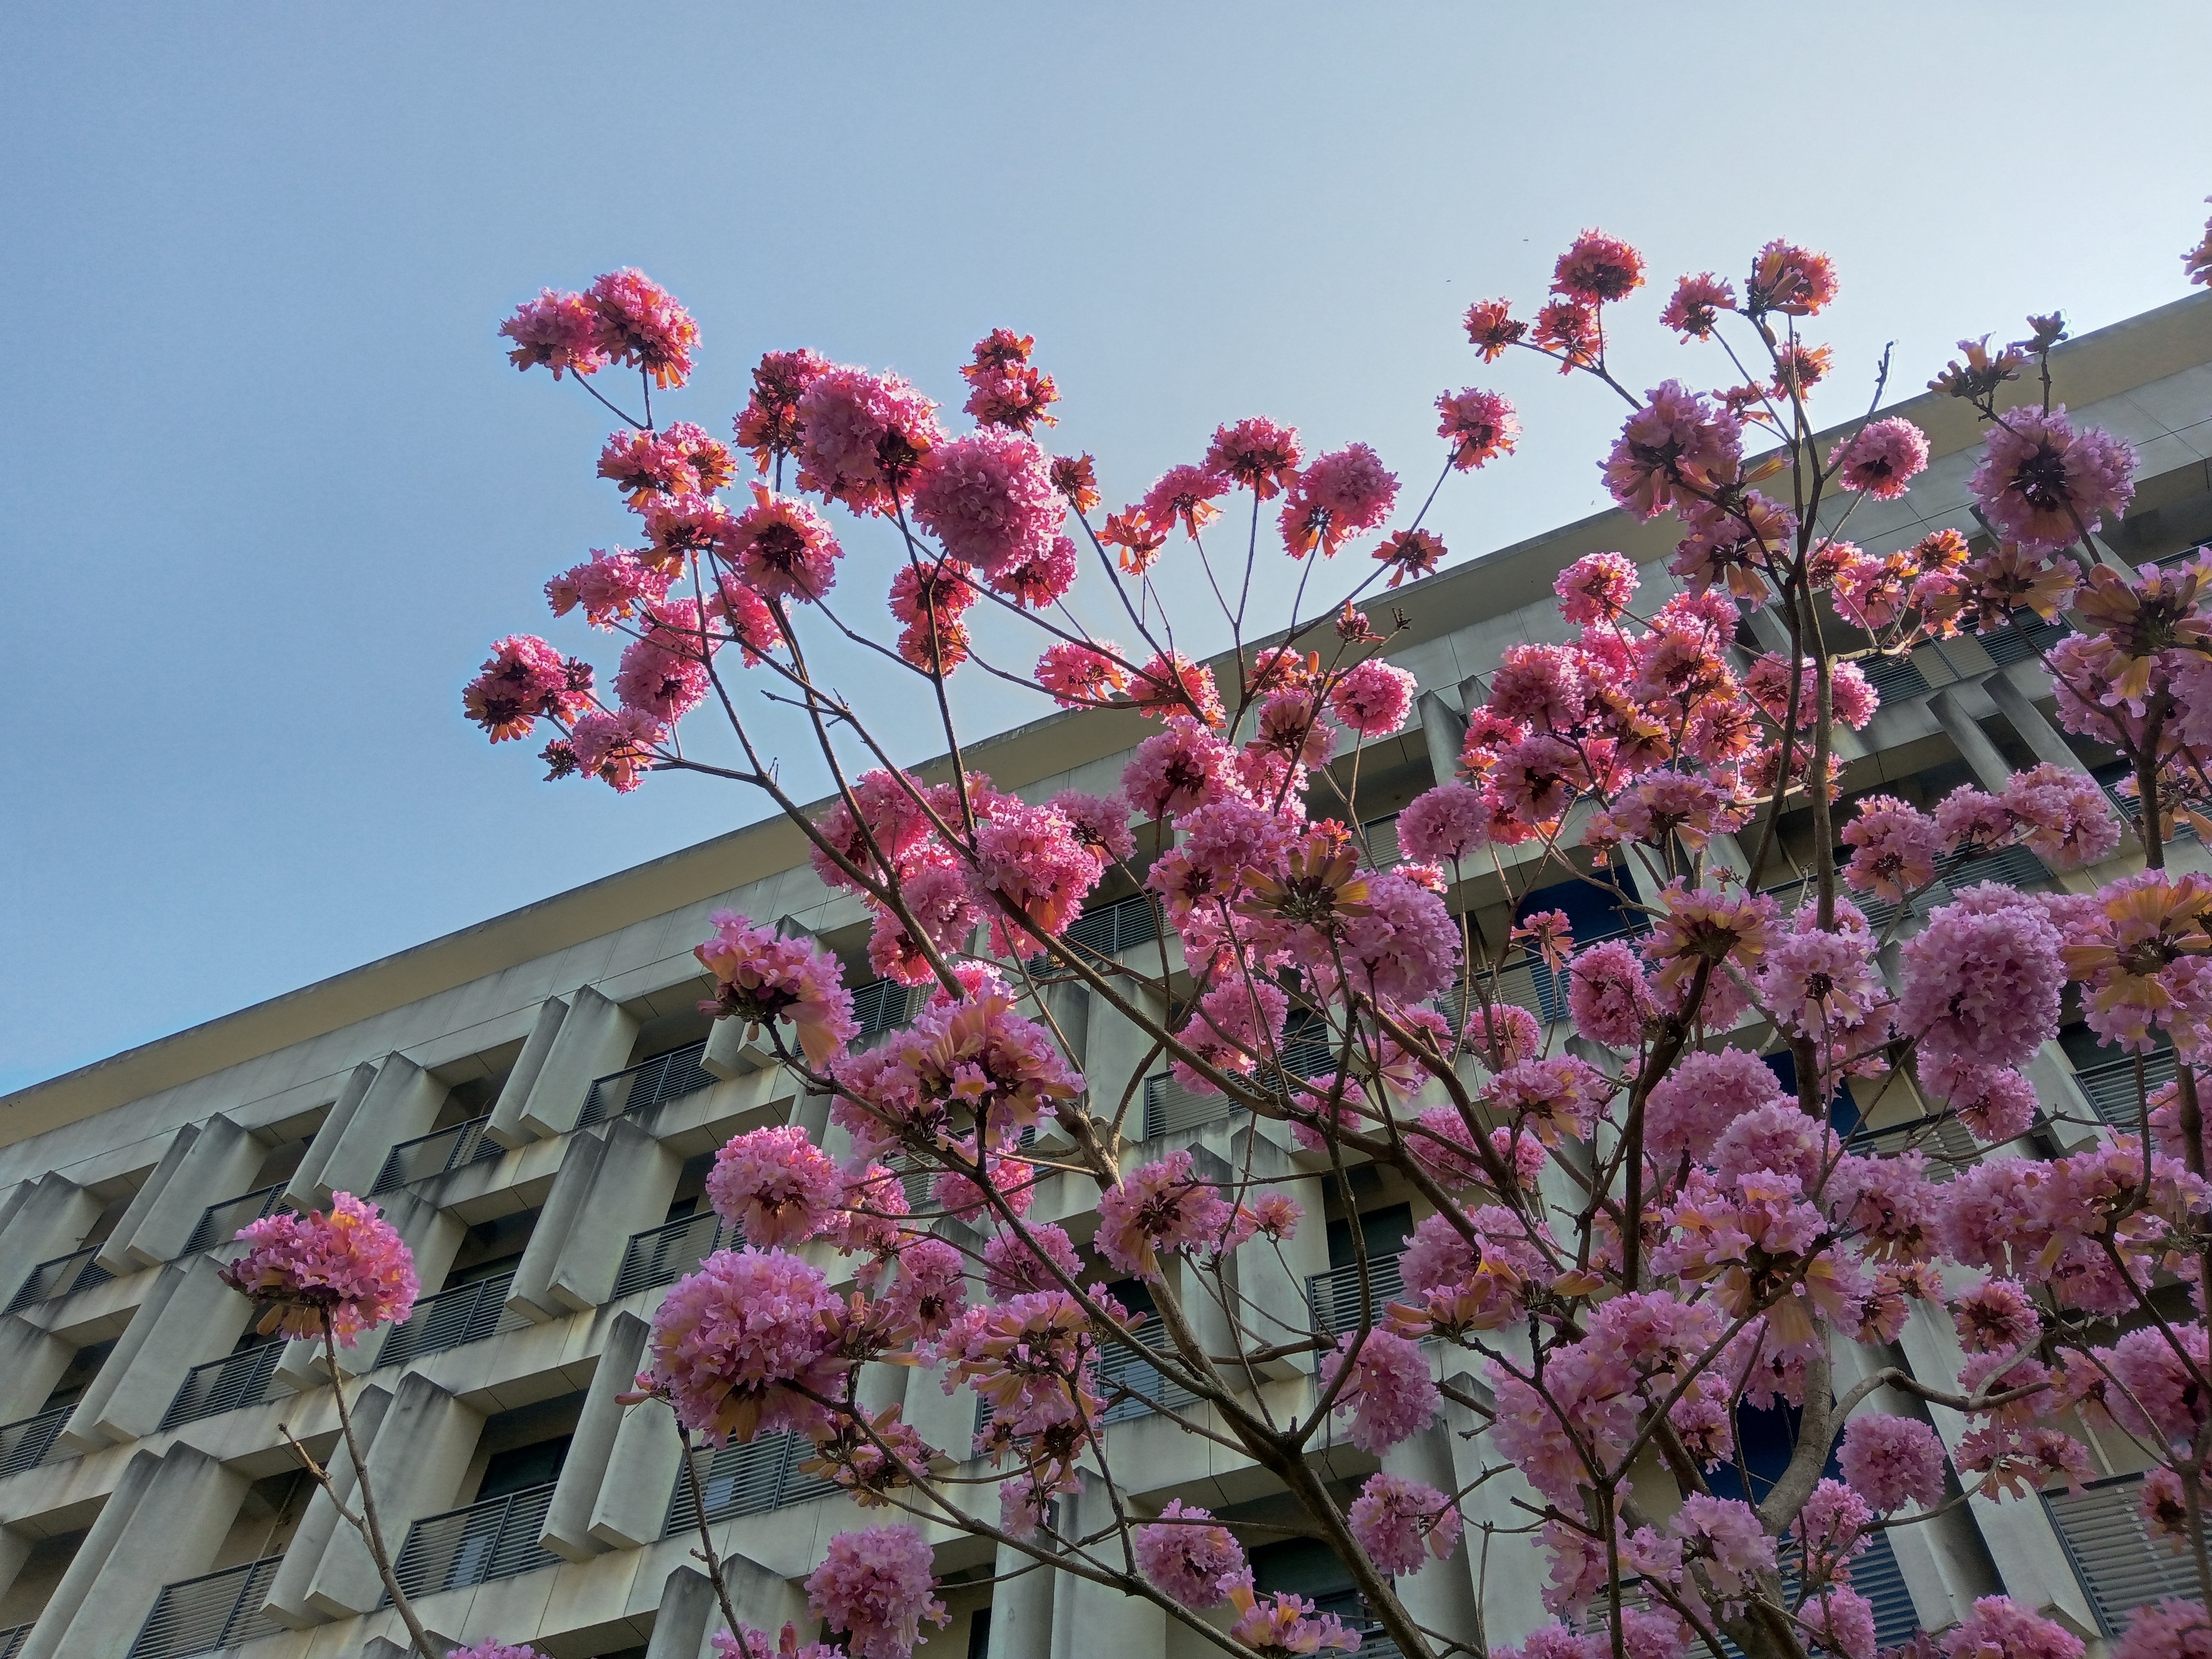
<box><xmin>2000</xmin><ymin>763</ymin><xmax>2122</xmax><ymax>868</ymax></box>
<box><xmin>722</xmin><ymin>487</ymin><xmax>843</xmax><ymax>601</ymax></box>
<box><xmin>585</xmin><ymin>268</ymin><xmax>698</xmax><ymax>388</ymax></box>
<box><xmin>1897</xmin><ymin>889</ymin><xmax>2065</xmax><ymax>1071</ymax></box>
<box><xmin>1794</xmin><ymin>1477</ymin><xmax>1873</xmax><ymax>1568</ymax></box>
<box><xmin>1828</xmin><ymin>417</ymin><xmax>1930</xmax><ymax>500</ymax></box>
<box><xmin>218</xmin><ymin>1193</ymin><xmax>418</xmax><ymax>1346</ymax></box>
<box><xmin>1568</xmin><ymin>940</ymin><xmax>1653</xmax><ymax>1049</ymax></box>
<box><xmin>648</xmin><ymin>1247</ymin><xmax>843</xmax><ymax>1444</ymax></box>
<box><xmin>1280</xmin><ymin>443</ymin><xmax>1398</xmax><ymax>558</ymax></box>
<box><xmin>694</xmin><ymin>912</ymin><xmax>859</xmax><ymax>1069</ymax></box>
<box><xmin>734</xmin><ymin>347</ymin><xmax>831</xmax><ymax>472</ymax></box>
<box><xmin>706</xmin><ymin>1126</ymin><xmax>842</xmax><ymax>1247</ymax></box>
<box><xmin>614</xmin><ymin>619</ymin><xmax>711</xmax><ymax>722</ymax></box>
<box><xmin>1437</xmin><ymin>388</ymin><xmax>1520</xmax><ymax>471</ymax></box>
<box><xmin>715</xmin><ymin>1629</ymin><xmax>841</xmax><ymax>1659</ymax></box>
<box><xmin>1319</xmin><ymin>1329</ymin><xmax>1439</xmax><ymax>1453</ymax></box>
<box><xmin>462</xmin><ymin>633</ymin><xmax>591</xmax><ymax>742</ymax></box>
<box><xmin>1225</xmin><ymin>1580</ymin><xmax>1361</xmax><ymax>1656</ymax></box>
<box><xmin>1603</xmin><ymin>381</ymin><xmax>1742</xmax><ymax>521</ymax></box>
<box><xmin>1096</xmin><ymin>1150</ymin><xmax>1235</xmax><ymax>1276</ymax></box>
<box><xmin>1463</xmin><ymin>297</ymin><xmax>1527</xmax><ymax>359</ymax></box>
<box><xmin>1139</xmin><ymin>462</ymin><xmax>1231</xmax><ymax>539</ymax></box>
<box><xmin>959</xmin><ymin>328</ymin><xmax>1057</xmax><ymax>433</ymax></box>
<box><xmin>1554</xmin><ymin>551</ymin><xmax>1638</xmax><ymax>624</ymax></box>
<box><xmin>1921</xmin><ymin>1054</ymin><xmax>2039</xmax><ymax>1144</ymax></box>
<box><xmin>500</xmin><ymin>289</ymin><xmax>605</xmax><ymax>380</ymax></box>
<box><xmin>1122</xmin><ymin>717</ymin><xmax>1230</xmax><ymax>819</ymax></box>
<box><xmin>911</xmin><ymin>427</ymin><xmax>1065</xmax><ymax>576</ymax></box>
<box><xmin>1646</xmin><ymin>1048</ymin><xmax>1785</xmax><ymax>1162</ymax></box>
<box><xmin>1328</xmin><ymin>659</ymin><xmax>1418</xmax><ymax>738</ymax></box>
<box><xmin>982</xmin><ymin>1221</ymin><xmax>1084</xmax><ymax>1299</ymax></box>
<box><xmin>547</xmin><ymin>548</ymin><xmax>672</xmax><ymax>628</ymax></box>
<box><xmin>1035</xmin><ymin>640</ymin><xmax>1131</xmax><ymax>709</ymax></box>
<box><xmin>1327</xmin><ymin>870</ymin><xmax>1462</xmax><ymax>1005</ymax></box>
<box><xmin>796</xmin><ymin>366</ymin><xmax>945</xmax><ymax>515</ymax></box>
<box><xmin>1671</xmin><ymin>1493</ymin><xmax>1774</xmax><ymax>1598</ymax></box>
<box><xmin>986</xmin><ymin>531</ymin><xmax>1078</xmax><ymax>608</ymax></box>
<box><xmin>1347</xmin><ymin>1471</ymin><xmax>1461</xmax><ymax>1575</ymax></box>
<box><xmin>1800</xmin><ymin>1587</ymin><xmax>1877</xmax><ymax>1659</ymax></box>
<box><xmin>1837</xmin><ymin>1413</ymin><xmax>1946</xmax><ymax>1511</ymax></box>
<box><xmin>1206</xmin><ymin>417</ymin><xmax>1303</xmax><ymax>499</ymax></box>
<box><xmin>1840</xmin><ymin>794</ymin><xmax>1942</xmax><ymax>902</ymax></box>
<box><xmin>1048</xmin><ymin>789</ymin><xmax>1137</xmax><ymax>865</ymax></box>
<box><xmin>975</xmin><ymin>799</ymin><xmax>1104</xmax><ymax>950</ymax></box>
<box><xmin>1398</xmin><ymin>782</ymin><xmax>1489</xmax><ymax>863</ymax></box>
<box><xmin>1756</xmin><ymin>926</ymin><xmax>1880</xmax><ymax>1038</ymax></box>
<box><xmin>1747</xmin><ymin>240</ymin><xmax>1839</xmax><ymax>317</ymax></box>
<box><xmin>1971</xmin><ymin>406</ymin><xmax>2136</xmax><ymax>554</ymax></box>
<box><xmin>1552</xmin><ymin>230</ymin><xmax>1646</xmax><ymax>304</ymax></box>
<box><xmin>1661</xmin><ymin>273</ymin><xmax>1736</xmax><ymax>339</ymax></box>
<box><xmin>565</xmin><ymin>707</ymin><xmax>664</xmax><ymax>792</ymax></box>
<box><xmin>876</xmin><ymin>1236</ymin><xmax>966</xmax><ymax>1339</ymax></box>
<box><xmin>805</xmin><ymin>1526</ymin><xmax>949</xmax><ymax>1659</ymax></box>
<box><xmin>2112</xmin><ymin>1601</ymin><xmax>2212</xmax><ymax>1659</ymax></box>
<box><xmin>1131</xmin><ymin>651</ymin><xmax>1227</xmax><ymax>725</ymax></box>
<box><xmin>1940</xmin><ymin>1597</ymin><xmax>2084</xmax><ymax>1659</ymax></box>
<box><xmin>1134</xmin><ymin>1499</ymin><xmax>1247</xmax><ymax>1608</ymax></box>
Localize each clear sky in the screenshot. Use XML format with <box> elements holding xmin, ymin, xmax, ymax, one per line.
<box><xmin>5</xmin><ymin>2</ymin><xmax>2209</xmax><ymax>1094</ymax></box>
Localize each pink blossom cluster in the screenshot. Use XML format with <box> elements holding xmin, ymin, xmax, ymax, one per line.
<box><xmin>694</xmin><ymin>912</ymin><xmax>860</xmax><ymax>1069</ymax></box>
<box><xmin>647</xmin><ymin>1247</ymin><xmax>843</xmax><ymax>1445</ymax></box>
<box><xmin>707</xmin><ymin>1125</ymin><xmax>842</xmax><ymax>1247</ymax></box>
<box><xmin>1133</xmin><ymin>1499</ymin><xmax>1247</xmax><ymax>1608</ymax></box>
<box><xmin>803</xmin><ymin>1525</ymin><xmax>948</xmax><ymax>1659</ymax></box>
<box><xmin>218</xmin><ymin>1193</ymin><xmax>418</xmax><ymax>1346</ymax></box>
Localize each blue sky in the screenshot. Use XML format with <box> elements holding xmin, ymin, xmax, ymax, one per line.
<box><xmin>5</xmin><ymin>2</ymin><xmax>2209</xmax><ymax>1092</ymax></box>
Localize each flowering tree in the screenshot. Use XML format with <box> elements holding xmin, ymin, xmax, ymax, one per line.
<box><xmin>391</xmin><ymin>203</ymin><xmax>2212</xmax><ymax>1659</ymax></box>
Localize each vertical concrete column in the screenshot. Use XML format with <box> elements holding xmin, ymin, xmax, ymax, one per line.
<box><xmin>507</xmin><ymin>1128</ymin><xmax>609</xmax><ymax>1323</ymax></box>
<box><xmin>112</xmin><ymin>1113</ymin><xmax>269</xmax><ymax>1268</ymax></box>
<box><xmin>0</xmin><ymin>1174</ymin><xmax>103</xmax><ymax>1307</ymax></box>
<box><xmin>1928</xmin><ymin>685</ymin><xmax>2017</xmax><ymax>794</ymax></box>
<box><xmin>645</xmin><ymin>1564</ymin><xmax>722</xmax><ymax>1659</ymax></box>
<box><xmin>1829</xmin><ymin>1334</ymin><xmax>1994</xmax><ymax>1631</ymax></box>
<box><xmin>20</xmin><ymin>1444</ymin><xmax>249</xmax><ymax>1659</ymax></box>
<box><xmin>518</xmin><ymin>985</ymin><xmax>640</xmax><ymax>1141</ymax></box>
<box><xmin>304</xmin><ymin>1370</ymin><xmax>485</xmax><ymax>1618</ymax></box>
<box><xmin>60</xmin><ymin>1251</ymin><xmax>254</xmax><ymax>1449</ymax></box>
<box><xmin>1084</xmin><ymin>982</ymin><xmax>1168</xmax><ymax>1148</ymax></box>
<box><xmin>285</xmin><ymin>1061</ymin><xmax>380</xmax><ymax>1210</ymax></box>
<box><xmin>1982</xmin><ymin>673</ymin><xmax>2090</xmax><ymax>778</ymax></box>
<box><xmin>0</xmin><ymin>1527</ymin><xmax>31</xmax><ymax>1614</ymax></box>
<box><xmin>1226</xmin><ymin>1139</ymin><xmax>1327</xmax><ymax>1378</ymax></box>
<box><xmin>1050</xmin><ymin>1485</ymin><xmax>1163</xmax><ymax>1658</ymax></box>
<box><xmin>542</xmin><ymin>1311</ymin><xmax>652</xmax><ymax>1561</ymax></box>
<box><xmin>485</xmin><ymin>995</ymin><xmax>571</xmax><ymax>1149</ymax></box>
<box><xmin>899</xmin><ymin>1359</ymin><xmax>981</xmax><ymax>1467</ymax></box>
<box><xmin>1418</xmin><ymin>689</ymin><xmax>1467</xmax><ymax>786</ymax></box>
<box><xmin>1896</xmin><ymin>1297</ymin><xmax>2098</xmax><ymax>1635</ymax></box>
<box><xmin>93</xmin><ymin>1122</ymin><xmax>199</xmax><ymax>1274</ymax></box>
<box><xmin>589</xmin><ymin>1394</ymin><xmax>685</xmax><ymax>1549</ymax></box>
<box><xmin>261</xmin><ymin>1381</ymin><xmax>395</xmax><ymax>1628</ymax></box>
<box><xmin>990</xmin><ymin>1540</ymin><xmax>1057</xmax><ymax>1659</ymax></box>
<box><xmin>548</xmin><ymin>1119</ymin><xmax>682</xmax><ymax>1315</ymax></box>
<box><xmin>1432</xmin><ymin>1367</ymin><xmax>1549</xmax><ymax>1649</ymax></box>
<box><xmin>275</xmin><ymin>1187</ymin><xmax>462</xmax><ymax>1389</ymax></box>
<box><xmin>1382</xmin><ymin>1418</ymin><xmax>1481</xmax><ymax>1646</ymax></box>
<box><xmin>305</xmin><ymin>1053</ymin><xmax>449</xmax><ymax>1208</ymax></box>
<box><xmin>0</xmin><ymin>1318</ymin><xmax>73</xmax><ymax>1425</ymax></box>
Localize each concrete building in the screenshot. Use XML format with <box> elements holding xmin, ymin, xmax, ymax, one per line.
<box><xmin>5</xmin><ymin>292</ymin><xmax>2212</xmax><ymax>1659</ymax></box>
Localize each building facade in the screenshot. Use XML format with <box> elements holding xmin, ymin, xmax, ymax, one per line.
<box><xmin>4</xmin><ymin>294</ymin><xmax>2212</xmax><ymax>1659</ymax></box>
